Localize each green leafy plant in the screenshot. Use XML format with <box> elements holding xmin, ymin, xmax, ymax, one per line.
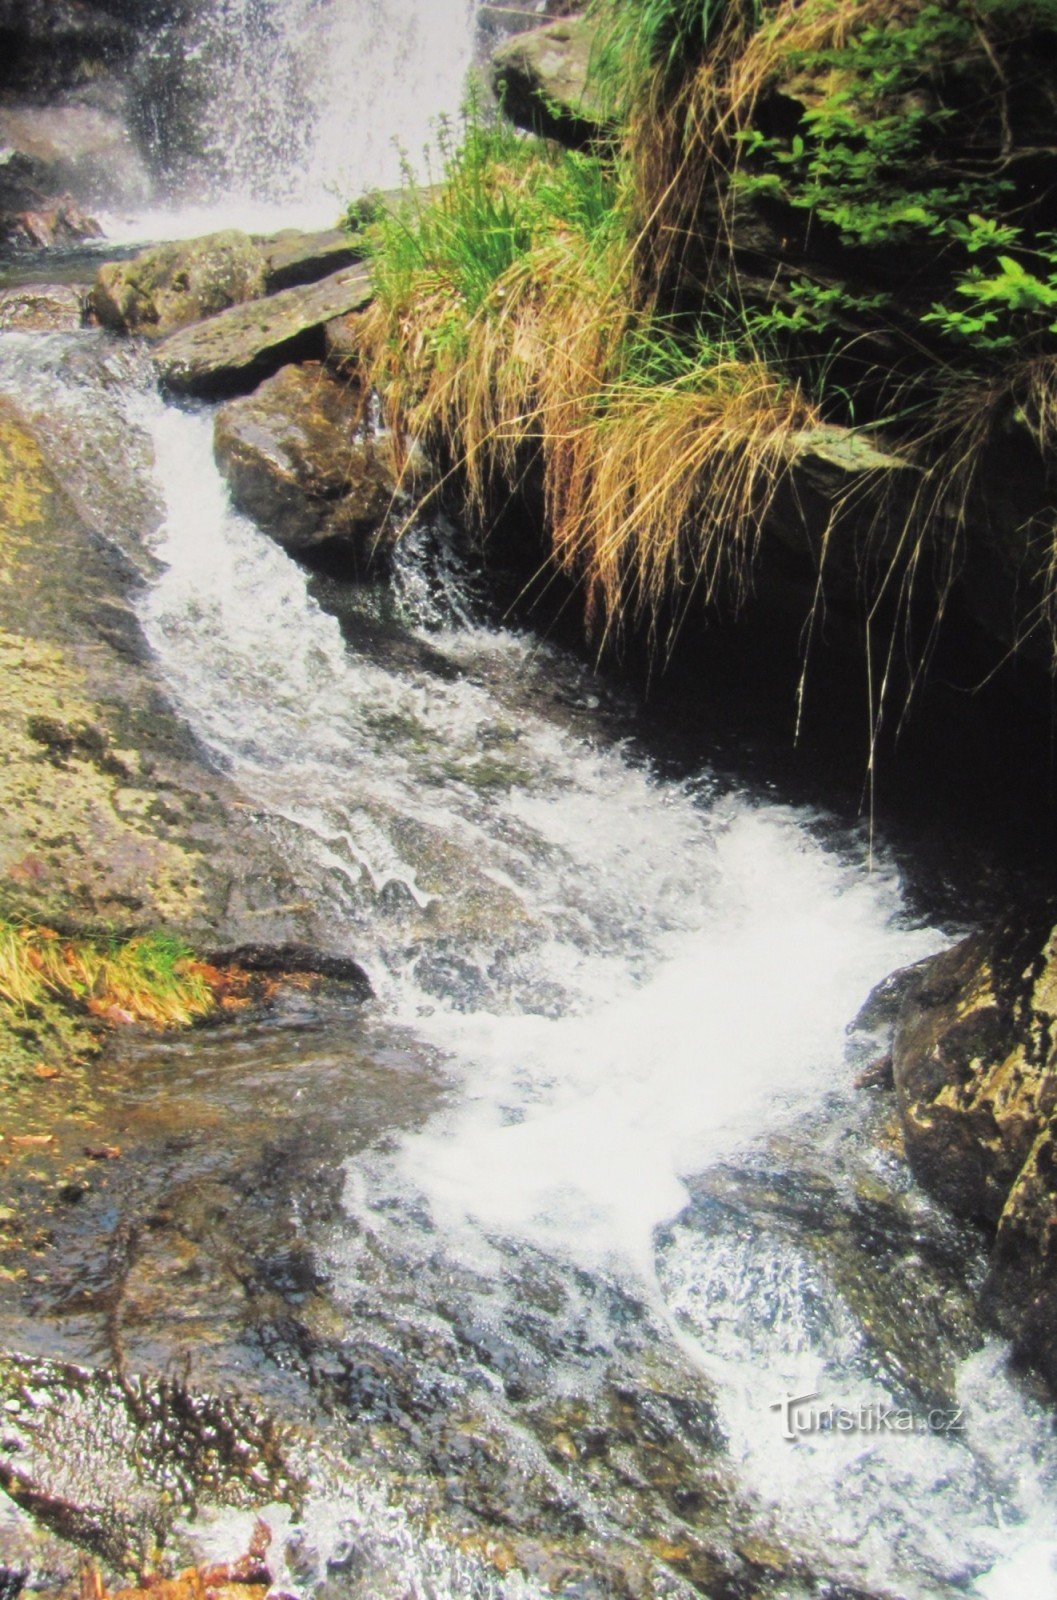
<box><xmin>924</xmin><ymin>234</ymin><xmax>1057</xmax><ymax>353</ymax></box>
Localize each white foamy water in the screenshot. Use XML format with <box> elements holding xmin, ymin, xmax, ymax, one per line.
<box><xmin>661</xmin><ymin>1224</ymin><xmax>1057</xmax><ymax>1600</ymax></box>
<box><xmin>102</xmin><ymin>0</ymin><xmax>480</xmax><ymax>242</ymax></box>
<box><xmin>133</xmin><ymin>404</ymin><xmax>933</xmax><ymax>1258</ymax></box>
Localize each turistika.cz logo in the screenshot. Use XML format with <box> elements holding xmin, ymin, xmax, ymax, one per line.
<box><xmin>771</xmin><ymin>1390</ymin><xmax>965</xmax><ymax>1441</ymax></box>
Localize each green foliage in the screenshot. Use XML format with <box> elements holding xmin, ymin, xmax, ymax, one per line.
<box><xmin>366</xmin><ymin>105</ymin><xmax>627</xmax><ymax>325</ymax></box>
<box><xmin>745</xmin><ymin>277</ymin><xmax>889</xmax><ymax>338</ymax></box>
<box><xmin>923</xmin><ymin>226</ymin><xmax>1057</xmax><ymax>353</ymax></box>
<box><xmin>732</xmin><ymin>3</ymin><xmax>1011</xmax><ymax>248</ymax></box>
<box><xmin>588</xmin><ymin>0</ymin><xmax>761</xmax><ymax>113</ymax></box>
<box><xmin>726</xmin><ymin>0</ymin><xmax>1057</xmax><ymax>369</ymax></box>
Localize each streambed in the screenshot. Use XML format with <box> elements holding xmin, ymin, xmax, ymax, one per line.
<box><xmin>0</xmin><ymin>323</ymin><xmax>1055</xmax><ymax>1600</ymax></box>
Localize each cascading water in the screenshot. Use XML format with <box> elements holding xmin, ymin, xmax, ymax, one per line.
<box><xmin>104</xmin><ymin>0</ymin><xmax>481</xmax><ymax>241</ymax></box>
<box><xmin>134</xmin><ymin>386</ymin><xmax>1057</xmax><ymax>1600</ymax></box>
<box><xmin>3</xmin><ymin>0</ymin><xmax>1057</xmax><ymax>1588</ymax></box>
<box><xmin>1</xmin><ymin>316</ymin><xmax>1055</xmax><ymax>1595</ymax></box>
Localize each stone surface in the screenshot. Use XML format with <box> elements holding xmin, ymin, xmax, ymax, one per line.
<box><xmin>259</xmin><ymin>226</ymin><xmax>365</xmax><ymax>293</ymax></box>
<box><xmin>0</xmin><ymin>195</ymin><xmax>102</xmax><ymax>249</ymax></box>
<box><xmin>153</xmin><ymin>264</ymin><xmax>373</xmax><ymax>398</ymax></box>
<box><xmin>91</xmin><ymin>231</ymin><xmax>267</xmax><ymax>339</ymax></box>
<box><xmin>491</xmin><ymin>15</ymin><xmax>606</xmax><ymax>144</ymax></box>
<box><xmin>213</xmin><ymin>361</ymin><xmax>407</xmax><ymax>570</ymax></box>
<box><xmin>0</xmin><ymin>282</ymin><xmax>85</xmax><ymax>332</ymax></box>
<box><xmin>892</xmin><ymin>919</ymin><xmax>1057</xmax><ymax>1391</ymax></box>
<box><xmin>0</xmin><ymin>1</ymin><xmax>139</xmax><ymax>94</ymax></box>
<box><xmin>0</xmin><ymin>388</ymin><xmax>321</xmax><ymax>950</ymax></box>
<box><xmin>0</xmin><ymin>1352</ymin><xmax>290</xmax><ymax>1572</ymax></box>
<box><xmin>323</xmin><ymin>307</ymin><xmax>368</xmax><ymax>370</ymax></box>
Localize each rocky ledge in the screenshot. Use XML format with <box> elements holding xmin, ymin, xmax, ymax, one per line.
<box><xmin>889</xmin><ymin>919</ymin><xmax>1057</xmax><ymax>1393</ymax></box>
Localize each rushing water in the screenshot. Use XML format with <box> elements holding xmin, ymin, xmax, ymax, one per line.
<box><xmin>2</xmin><ymin>319</ymin><xmax>1057</xmax><ymax>1598</ymax></box>
<box><xmin>101</xmin><ymin>0</ymin><xmax>481</xmax><ymax>242</ymax></box>
<box><xmin>2</xmin><ymin>0</ymin><xmax>1057</xmax><ymax>1587</ymax></box>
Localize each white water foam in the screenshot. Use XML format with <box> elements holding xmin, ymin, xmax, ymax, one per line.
<box><xmin>661</xmin><ymin>1224</ymin><xmax>1057</xmax><ymax>1599</ymax></box>
<box><xmin>6</xmin><ymin>332</ymin><xmax>1052</xmax><ymax>1598</ymax></box>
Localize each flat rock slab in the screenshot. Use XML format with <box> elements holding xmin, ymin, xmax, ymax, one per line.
<box><xmin>259</xmin><ymin>226</ymin><xmax>365</xmax><ymax>292</ymax></box>
<box><xmin>213</xmin><ymin>361</ymin><xmax>404</xmax><ymax>570</ymax></box>
<box><xmin>154</xmin><ymin>264</ymin><xmax>374</xmax><ymax>399</ymax></box>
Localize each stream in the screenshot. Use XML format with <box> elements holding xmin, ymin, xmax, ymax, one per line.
<box><xmin>2</xmin><ymin>1</ymin><xmax>1057</xmax><ymax>1597</ymax></box>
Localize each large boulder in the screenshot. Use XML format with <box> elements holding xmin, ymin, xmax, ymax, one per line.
<box><xmin>91</xmin><ymin>230</ymin><xmax>267</xmax><ymax>338</ymax></box>
<box><xmin>491</xmin><ymin>15</ymin><xmax>607</xmax><ymax>145</ymax></box>
<box><xmin>213</xmin><ymin>362</ymin><xmax>411</xmax><ymax>571</ymax></box>
<box><xmin>153</xmin><ymin>263</ymin><xmax>373</xmax><ymax>398</ymax></box>
<box><xmin>892</xmin><ymin>919</ymin><xmax>1057</xmax><ymax>1391</ymax></box>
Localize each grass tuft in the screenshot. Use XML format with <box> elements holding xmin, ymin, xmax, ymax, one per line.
<box><xmin>0</xmin><ymin>920</ymin><xmax>216</xmax><ymax>1037</ymax></box>
<box><xmin>360</xmin><ymin>100</ymin><xmax>813</xmax><ymax>645</ymax></box>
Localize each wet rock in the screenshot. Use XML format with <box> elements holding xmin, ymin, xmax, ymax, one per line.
<box><xmin>892</xmin><ymin>917</ymin><xmax>1057</xmax><ymax>1392</ymax></box>
<box><xmin>213</xmin><ymin>362</ymin><xmax>412</xmax><ymax>571</ymax></box>
<box><xmin>91</xmin><ymin>231</ymin><xmax>267</xmax><ymax>339</ymax></box>
<box><xmin>0</xmin><ymin>195</ymin><xmax>102</xmax><ymax>250</ymax></box>
<box><xmin>0</xmin><ymin>101</ymin><xmax>149</xmax><ymax>211</ymax></box>
<box><xmin>0</xmin><ymin>283</ymin><xmax>85</xmax><ymax>333</ymax></box>
<box><xmin>491</xmin><ymin>15</ymin><xmax>607</xmax><ymax>146</ymax></box>
<box><xmin>0</xmin><ymin>1353</ymin><xmax>294</xmax><ymax>1572</ymax></box>
<box><xmin>0</xmin><ymin>390</ymin><xmax>327</xmax><ymax>952</ymax></box>
<box><xmin>153</xmin><ymin>264</ymin><xmax>373</xmax><ymax>399</ymax></box>
<box><xmin>0</xmin><ymin>2</ymin><xmax>138</xmax><ymax>95</ymax></box>
<box><xmin>209</xmin><ymin>942</ymin><xmax>372</xmax><ymax>994</ymax></box>
<box><xmin>259</xmin><ymin>228</ymin><xmax>365</xmax><ymax>294</ymax></box>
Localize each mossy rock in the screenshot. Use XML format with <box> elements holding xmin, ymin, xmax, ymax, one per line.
<box><xmin>491</xmin><ymin>16</ymin><xmax>608</xmax><ymax>146</ymax></box>
<box><xmin>152</xmin><ymin>264</ymin><xmax>373</xmax><ymax>397</ymax></box>
<box><xmin>91</xmin><ymin>230</ymin><xmax>268</xmax><ymax>339</ymax></box>
<box><xmin>0</xmin><ymin>392</ymin><xmax>326</xmax><ymax>956</ymax></box>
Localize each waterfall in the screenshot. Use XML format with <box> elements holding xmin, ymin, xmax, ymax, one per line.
<box><xmin>106</xmin><ymin>0</ymin><xmax>481</xmax><ymax>240</ymax></box>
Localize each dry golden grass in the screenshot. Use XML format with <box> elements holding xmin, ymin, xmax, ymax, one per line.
<box><xmin>362</xmin><ymin>185</ymin><xmax>817</xmax><ymax>646</ymax></box>
<box><xmin>544</xmin><ymin>358</ymin><xmax>817</xmax><ymax>645</ymax></box>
